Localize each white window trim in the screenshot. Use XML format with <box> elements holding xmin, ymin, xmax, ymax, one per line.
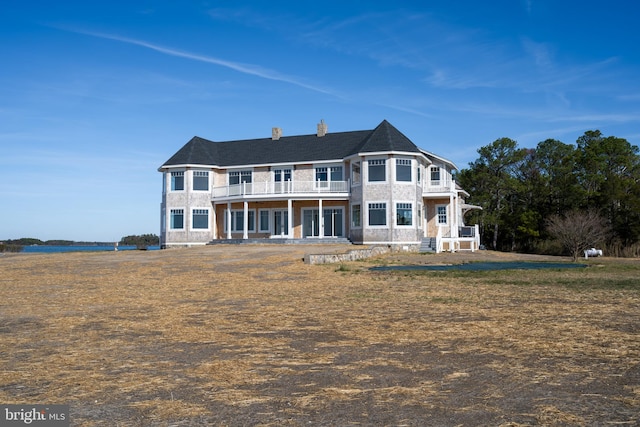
<box><xmin>191</xmin><ymin>207</ymin><xmax>211</xmax><ymax>231</ymax></box>
<box><xmin>228</xmin><ymin>169</ymin><xmax>253</xmax><ymax>185</ymax></box>
<box><xmin>395</xmin><ymin>201</ymin><xmax>414</xmax><ymax>227</ymax></box>
<box><xmin>351</xmin><ymin>203</ymin><xmax>362</xmax><ymax>229</ymax></box>
<box><xmin>436</xmin><ymin>204</ymin><xmax>449</xmax><ymax>225</ymax></box>
<box><xmin>395</xmin><ymin>158</ymin><xmax>413</xmax><ymax>183</ymax></box>
<box><xmin>272</xmin><ymin>166</ymin><xmax>294</xmax><ymax>182</ymax></box>
<box><xmin>314</xmin><ymin>163</ymin><xmax>344</xmax><ymax>179</ymax></box>
<box><xmin>224</xmin><ymin>208</ymin><xmax>256</xmax><ymax>233</ymax></box>
<box><xmin>366</xmin><ymin>158</ymin><xmax>387</xmax><ymax>183</ymax></box>
<box><xmin>430</xmin><ymin>166</ymin><xmax>443</xmax><ymax>186</ymax></box>
<box><xmin>351</xmin><ymin>161</ymin><xmax>362</xmax><ymax>187</ymax></box>
<box><xmin>314</xmin><ymin>163</ymin><xmax>344</xmax><ymax>190</ymax></box>
<box><xmin>170</xmin><ymin>170</ymin><xmax>185</xmax><ymax>192</ymax></box>
<box><xmin>366</xmin><ymin>201</ymin><xmax>388</xmax><ymax>227</ymax></box>
<box><xmin>192</xmin><ymin>170</ymin><xmax>210</xmax><ymax>192</ymax></box>
<box><xmin>169</xmin><ymin>208</ymin><xmax>185</xmax><ymax>230</ymax></box>
<box><xmin>258</xmin><ymin>209</ymin><xmax>271</xmax><ymax>233</ymax></box>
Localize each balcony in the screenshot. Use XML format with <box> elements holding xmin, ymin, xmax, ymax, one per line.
<box><xmin>212</xmin><ymin>180</ymin><xmax>350</xmax><ymax>200</ymax></box>
<box><xmin>423</xmin><ymin>179</ymin><xmax>455</xmax><ymax>195</ymax></box>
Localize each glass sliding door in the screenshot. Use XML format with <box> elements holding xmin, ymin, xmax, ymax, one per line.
<box><xmin>273</xmin><ymin>210</ymin><xmax>289</xmax><ymax>237</ymax></box>
<box><xmin>323</xmin><ymin>208</ymin><xmax>343</xmax><ymax>237</ymax></box>
<box><xmin>303</xmin><ymin>209</ymin><xmax>320</xmax><ymax>238</ymax></box>
<box><xmin>303</xmin><ymin>207</ymin><xmax>344</xmax><ymax>238</ymax></box>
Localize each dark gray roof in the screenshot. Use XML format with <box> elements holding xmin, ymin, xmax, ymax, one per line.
<box><xmin>160</xmin><ymin>120</ymin><xmax>422</xmax><ymax>168</ymax></box>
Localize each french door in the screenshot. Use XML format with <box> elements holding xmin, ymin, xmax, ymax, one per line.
<box><xmin>302</xmin><ymin>208</ymin><xmax>344</xmax><ymax>238</ymax></box>
<box><xmin>273</xmin><ymin>210</ymin><xmax>289</xmax><ymax>236</ymax></box>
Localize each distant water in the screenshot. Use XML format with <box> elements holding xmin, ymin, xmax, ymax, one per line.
<box><xmin>22</xmin><ymin>245</ymin><xmax>160</xmax><ymax>253</ymax></box>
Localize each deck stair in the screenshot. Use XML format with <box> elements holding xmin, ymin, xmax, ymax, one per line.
<box><xmin>419</xmin><ymin>237</ymin><xmax>437</xmax><ymax>253</ymax></box>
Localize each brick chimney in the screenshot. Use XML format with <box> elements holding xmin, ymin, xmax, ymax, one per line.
<box><xmin>272</xmin><ymin>127</ymin><xmax>282</xmax><ymax>141</ymax></box>
<box><xmin>317</xmin><ymin>120</ymin><xmax>328</xmax><ymax>137</ymax></box>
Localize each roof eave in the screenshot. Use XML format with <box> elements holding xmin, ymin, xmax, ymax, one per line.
<box><xmin>158</xmin><ymin>163</ymin><xmax>221</xmax><ymax>172</ymax></box>
<box><xmin>420</xmin><ymin>149</ymin><xmax>458</xmax><ymax>171</ymax></box>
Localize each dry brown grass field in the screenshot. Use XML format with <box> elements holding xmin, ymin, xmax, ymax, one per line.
<box><xmin>1</xmin><ymin>245</ymin><xmax>638</xmax><ymax>426</ymax></box>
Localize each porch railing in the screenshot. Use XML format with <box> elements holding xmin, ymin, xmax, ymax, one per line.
<box><xmin>436</xmin><ymin>224</ymin><xmax>480</xmax><ymax>253</ymax></box>
<box><xmin>459</xmin><ymin>226</ymin><xmax>475</xmax><ymax>237</ymax></box>
<box><xmin>424</xmin><ymin>178</ymin><xmax>455</xmax><ymax>194</ymax></box>
<box><xmin>212</xmin><ymin>180</ymin><xmax>349</xmax><ymax>199</ymax></box>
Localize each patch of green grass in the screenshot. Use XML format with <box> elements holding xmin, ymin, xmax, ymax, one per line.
<box><xmin>335</xmin><ymin>263</ymin><xmax>364</xmax><ymax>274</ymax></box>
<box><xmin>335</xmin><ymin>263</ymin><xmax>351</xmax><ymax>272</ymax></box>
<box><xmin>370</xmin><ymin>261</ymin><xmax>640</xmax><ymax>291</ymax></box>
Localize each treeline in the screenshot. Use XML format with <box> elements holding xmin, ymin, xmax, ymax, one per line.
<box><xmin>1</xmin><ymin>238</ymin><xmax>80</xmax><ymax>251</ymax></box>
<box><xmin>1</xmin><ymin>235</ymin><xmax>160</xmax><ymax>252</ymax></box>
<box><xmin>458</xmin><ymin>130</ymin><xmax>640</xmax><ymax>257</ymax></box>
<box><xmin>119</xmin><ymin>234</ymin><xmax>159</xmax><ymax>248</ymax></box>
<box><xmin>3</xmin><ymin>238</ymin><xmax>111</xmax><ymax>246</ymax></box>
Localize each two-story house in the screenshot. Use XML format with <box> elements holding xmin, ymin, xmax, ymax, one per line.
<box><xmin>158</xmin><ymin>120</ymin><xmax>480</xmax><ymax>251</ymax></box>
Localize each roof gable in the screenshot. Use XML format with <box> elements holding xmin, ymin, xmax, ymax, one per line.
<box><xmin>355</xmin><ymin>120</ymin><xmax>421</xmax><ymax>154</ymax></box>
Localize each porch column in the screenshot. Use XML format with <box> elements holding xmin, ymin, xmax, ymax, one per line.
<box><xmin>226</xmin><ymin>202</ymin><xmax>232</xmax><ymax>239</ymax></box>
<box><xmin>243</xmin><ymin>201</ymin><xmax>249</xmax><ymax>239</ymax></box>
<box><xmin>212</xmin><ymin>203</ymin><xmax>217</xmax><ymax>239</ymax></box>
<box><xmin>449</xmin><ymin>193</ymin><xmax>456</xmax><ymax>252</ymax></box>
<box><xmin>318</xmin><ymin>199</ymin><xmax>324</xmax><ymax>237</ymax></box>
<box><xmin>287</xmin><ymin>199</ymin><xmax>293</xmax><ymax>238</ymax></box>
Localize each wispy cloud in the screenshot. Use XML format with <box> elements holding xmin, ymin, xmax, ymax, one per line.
<box><xmin>62</xmin><ymin>28</ymin><xmax>340</xmax><ymax>97</ymax></box>
<box><xmin>546</xmin><ymin>112</ymin><xmax>640</xmax><ymax>124</ymax></box>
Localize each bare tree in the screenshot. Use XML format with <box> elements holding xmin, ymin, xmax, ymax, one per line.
<box><xmin>546</xmin><ymin>210</ymin><xmax>609</xmax><ymax>261</ymax></box>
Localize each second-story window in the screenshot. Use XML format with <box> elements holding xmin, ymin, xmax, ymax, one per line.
<box><xmin>330</xmin><ymin>166</ymin><xmax>343</xmax><ymax>181</ymax></box>
<box><xmin>315</xmin><ymin>166</ymin><xmax>343</xmax><ymax>182</ymax></box>
<box><xmin>193</xmin><ymin>171</ymin><xmax>209</xmax><ymax>191</ymax></box>
<box><xmin>430</xmin><ymin>167</ymin><xmax>441</xmax><ymax>185</ymax></box>
<box><xmin>274</xmin><ymin>168</ymin><xmax>292</xmax><ymax>182</ymax></box>
<box><xmin>229</xmin><ymin>170</ymin><xmax>252</xmax><ymax>185</ymax></box>
<box><xmin>396</xmin><ymin>159</ymin><xmax>412</xmax><ymax>182</ymax></box>
<box><xmin>315</xmin><ymin>165</ymin><xmax>343</xmax><ymax>189</ymax></box>
<box><xmin>274</xmin><ymin>168</ymin><xmax>292</xmax><ymax>192</ymax></box>
<box><xmin>171</xmin><ymin>171</ymin><xmax>184</xmax><ymax>191</ymax></box>
<box><xmin>316</xmin><ymin>167</ymin><xmax>328</xmax><ymax>183</ymax></box>
<box><xmin>352</xmin><ymin>161</ymin><xmax>361</xmax><ymax>184</ymax></box>
<box><xmin>368</xmin><ymin>159</ymin><xmax>386</xmax><ymax>182</ymax></box>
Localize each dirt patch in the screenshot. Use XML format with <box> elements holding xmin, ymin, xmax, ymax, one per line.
<box><xmin>0</xmin><ymin>247</ymin><xmax>638</xmax><ymax>426</ymax></box>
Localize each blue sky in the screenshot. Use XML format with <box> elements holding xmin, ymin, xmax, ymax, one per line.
<box><xmin>2</xmin><ymin>1</ymin><xmax>639</xmax><ymax>241</ymax></box>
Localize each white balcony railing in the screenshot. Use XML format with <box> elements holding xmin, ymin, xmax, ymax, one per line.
<box><xmin>424</xmin><ymin>179</ymin><xmax>455</xmax><ymax>194</ymax></box>
<box><xmin>212</xmin><ymin>180</ymin><xmax>349</xmax><ymax>199</ymax></box>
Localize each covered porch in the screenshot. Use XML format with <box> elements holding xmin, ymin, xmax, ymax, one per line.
<box><xmin>211</xmin><ymin>197</ymin><xmax>350</xmax><ymax>241</ymax></box>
